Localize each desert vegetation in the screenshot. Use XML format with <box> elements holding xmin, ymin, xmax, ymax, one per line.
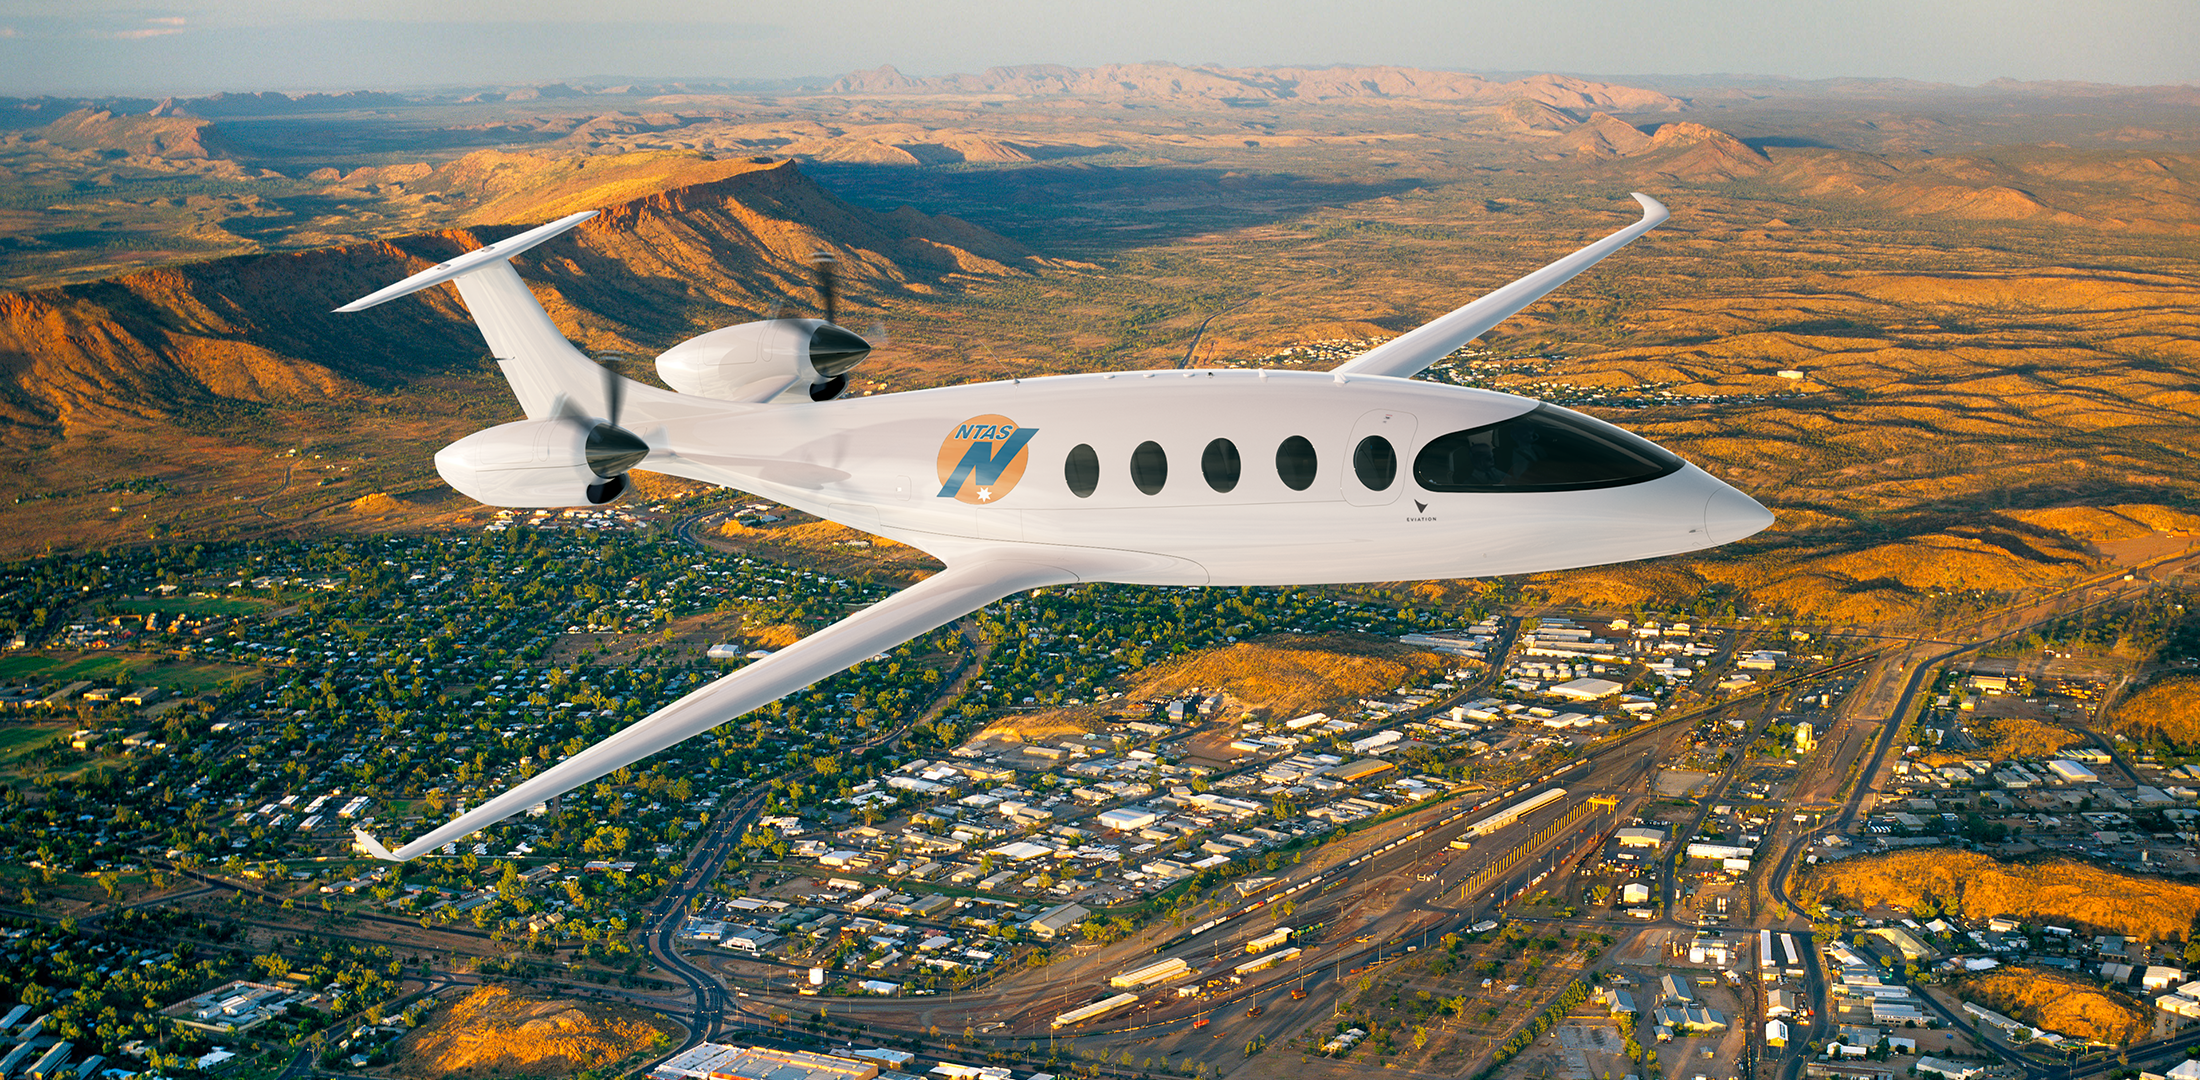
<box><xmin>1796</xmin><ymin>849</ymin><xmax>2200</xmax><ymax>941</ymax></box>
<box><xmin>2107</xmin><ymin>675</ymin><xmax>2200</xmax><ymax>749</ymax></box>
<box><xmin>1957</xmin><ymin>966</ymin><xmax>2148</xmax><ymax>1046</ymax></box>
<box><xmin>1121</xmin><ymin>635</ymin><xmax>1450</xmax><ymax>721</ymax></box>
<box><xmin>393</xmin><ymin>986</ymin><xmax>673</xmax><ymax>1079</ymax></box>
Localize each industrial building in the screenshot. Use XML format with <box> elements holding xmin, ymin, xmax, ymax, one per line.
<box><xmin>650</xmin><ymin>1045</ymin><xmax>881</xmax><ymax>1080</ymax></box>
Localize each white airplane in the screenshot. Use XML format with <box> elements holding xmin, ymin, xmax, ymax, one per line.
<box><xmin>339</xmin><ymin>192</ymin><xmax>1770</xmax><ymax>861</ymax></box>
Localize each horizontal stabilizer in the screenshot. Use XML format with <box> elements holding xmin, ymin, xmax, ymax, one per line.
<box><xmin>335</xmin><ymin>210</ymin><xmax>597</xmax><ymax>313</ymax></box>
<box><xmin>1331</xmin><ymin>193</ymin><xmax>1668</xmax><ymax>380</ymax></box>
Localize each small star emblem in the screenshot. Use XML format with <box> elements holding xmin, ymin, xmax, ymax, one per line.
<box><xmin>976</xmin><ymin>487</ymin><xmax>993</xmax><ymax>501</ymax></box>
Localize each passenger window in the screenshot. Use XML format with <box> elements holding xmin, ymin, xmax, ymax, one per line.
<box><xmin>1413</xmin><ymin>403</ymin><xmax>1684</xmax><ymax>492</ymax></box>
<box><xmin>1353</xmin><ymin>435</ymin><xmax>1396</xmax><ymax>491</ymax></box>
<box><xmin>1065</xmin><ymin>444</ymin><xmax>1099</xmax><ymax>498</ymax></box>
<box><xmin>1275</xmin><ymin>436</ymin><xmax>1317</xmax><ymax>491</ymax></box>
<box><xmin>1131</xmin><ymin>440</ymin><xmax>1168</xmax><ymax>495</ymax></box>
<box><xmin>1201</xmin><ymin>438</ymin><xmax>1241</xmax><ymax>493</ymax></box>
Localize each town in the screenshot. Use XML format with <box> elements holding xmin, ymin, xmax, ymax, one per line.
<box><xmin>1</xmin><ymin>506</ymin><xmax>2199</xmax><ymax>1080</ymax></box>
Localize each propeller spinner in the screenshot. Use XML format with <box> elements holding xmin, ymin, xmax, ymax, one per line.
<box><xmin>806</xmin><ymin>251</ymin><xmax>871</xmax><ymax>400</ymax></box>
<box><xmin>576</xmin><ymin>355</ymin><xmax>648</xmax><ymax>503</ymax></box>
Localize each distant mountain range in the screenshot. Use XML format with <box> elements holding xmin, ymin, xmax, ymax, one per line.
<box><xmin>0</xmin><ymin>64</ymin><xmax>1692</xmax><ymax>123</ymax></box>
<box><xmin>0</xmin><ymin>159</ymin><xmax>1042</xmax><ymax>434</ymax></box>
<box><xmin>822</xmin><ymin>63</ymin><xmax>1689</xmax><ymax>112</ymax></box>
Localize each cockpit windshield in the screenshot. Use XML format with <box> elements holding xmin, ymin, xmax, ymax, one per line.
<box><xmin>1412</xmin><ymin>403</ymin><xmax>1684</xmax><ymax>492</ymax></box>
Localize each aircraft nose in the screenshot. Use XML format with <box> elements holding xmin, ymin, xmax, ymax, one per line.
<box><xmin>1703</xmin><ymin>482</ymin><xmax>1774</xmax><ymax>545</ymax></box>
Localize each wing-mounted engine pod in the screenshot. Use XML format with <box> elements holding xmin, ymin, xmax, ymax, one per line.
<box><xmin>435</xmin><ymin>418</ymin><xmax>640</xmax><ymax>507</ymax></box>
<box><xmin>656</xmin><ymin>318</ymin><xmax>871</xmax><ymax>402</ymax></box>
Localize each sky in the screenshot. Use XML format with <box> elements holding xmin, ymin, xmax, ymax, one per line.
<box><xmin>2</xmin><ymin>0</ymin><xmax>2194</xmax><ymax>97</ymax></box>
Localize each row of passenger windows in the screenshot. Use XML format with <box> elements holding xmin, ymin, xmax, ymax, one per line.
<box><xmin>1060</xmin><ymin>405</ymin><xmax>1684</xmax><ymax>498</ymax></box>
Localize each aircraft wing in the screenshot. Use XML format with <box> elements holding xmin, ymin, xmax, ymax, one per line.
<box><xmin>1330</xmin><ymin>193</ymin><xmax>1669</xmax><ymax>381</ymax></box>
<box><xmin>354</xmin><ymin>557</ymin><xmax>1078</xmax><ymax>862</ymax></box>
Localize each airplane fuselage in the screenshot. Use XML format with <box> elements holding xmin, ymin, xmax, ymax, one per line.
<box><xmin>646</xmin><ymin>367</ymin><xmax>1770</xmax><ymax>586</ymax></box>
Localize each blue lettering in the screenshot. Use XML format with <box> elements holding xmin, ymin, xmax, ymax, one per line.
<box><xmin>937</xmin><ymin>427</ymin><xmax>1040</xmax><ymax>497</ymax></box>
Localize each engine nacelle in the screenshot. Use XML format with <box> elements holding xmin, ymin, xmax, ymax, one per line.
<box><xmin>434</xmin><ymin>418</ymin><xmax>631</xmax><ymax>508</ymax></box>
<box><xmin>655</xmin><ymin>318</ymin><xmax>870</xmax><ymax>403</ymax></box>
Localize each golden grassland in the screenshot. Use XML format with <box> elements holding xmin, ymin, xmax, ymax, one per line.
<box><xmin>2105</xmin><ymin>675</ymin><xmax>2200</xmax><ymax>748</ymax></box>
<box><xmin>1958</xmin><ymin>966</ymin><xmax>2148</xmax><ymax>1045</ymax></box>
<box><xmin>1795</xmin><ymin>849</ymin><xmax>2200</xmax><ymax>941</ymax></box>
<box><xmin>393</xmin><ymin>986</ymin><xmax>672</xmax><ymax>1079</ymax></box>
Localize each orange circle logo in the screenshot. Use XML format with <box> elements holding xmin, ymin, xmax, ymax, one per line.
<box><xmin>936</xmin><ymin>414</ymin><xmax>1037</xmax><ymax>505</ymax></box>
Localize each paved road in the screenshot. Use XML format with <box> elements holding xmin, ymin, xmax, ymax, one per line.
<box><xmin>1762</xmin><ymin>554</ymin><xmax>2200</xmax><ymax>1080</ymax></box>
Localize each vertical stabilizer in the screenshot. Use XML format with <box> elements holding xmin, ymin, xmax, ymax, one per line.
<box><xmin>337</xmin><ymin>210</ymin><xmax>611</xmax><ymax>420</ymax></box>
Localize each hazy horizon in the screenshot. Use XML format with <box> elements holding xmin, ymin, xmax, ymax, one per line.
<box><xmin>3</xmin><ymin>0</ymin><xmax>2195</xmax><ymax>98</ymax></box>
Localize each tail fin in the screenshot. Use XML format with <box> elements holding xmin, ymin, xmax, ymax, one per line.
<box><xmin>338</xmin><ymin>211</ymin><xmax>611</xmax><ymax>421</ymax></box>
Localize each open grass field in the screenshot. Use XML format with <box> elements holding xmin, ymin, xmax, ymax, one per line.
<box><xmin>108</xmin><ymin>595</ymin><xmax>270</xmax><ymax>616</ymax></box>
<box><xmin>0</xmin><ymin>723</ymin><xmax>67</xmax><ymax>766</ymax></box>
<box><xmin>0</xmin><ymin>652</ymin><xmax>261</xmax><ymax>694</ymax></box>
<box><xmin>1796</xmin><ymin>848</ymin><xmax>2200</xmax><ymax>941</ymax></box>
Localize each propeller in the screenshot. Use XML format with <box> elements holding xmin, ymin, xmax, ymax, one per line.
<box><xmin>575</xmin><ymin>352</ymin><xmax>648</xmax><ymax>504</ymax></box>
<box><xmin>804</xmin><ymin>251</ymin><xmax>871</xmax><ymax>400</ymax></box>
<box><xmin>811</xmin><ymin>251</ymin><xmax>839</xmax><ymax>325</ymax></box>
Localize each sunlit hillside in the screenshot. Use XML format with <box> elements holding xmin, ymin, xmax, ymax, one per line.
<box><xmin>1795</xmin><ymin>849</ymin><xmax>2200</xmax><ymax>940</ymax></box>
<box><xmin>1957</xmin><ymin>966</ymin><xmax>2148</xmax><ymax>1045</ymax></box>
<box><xmin>394</xmin><ymin>986</ymin><xmax>673</xmax><ymax>1079</ymax></box>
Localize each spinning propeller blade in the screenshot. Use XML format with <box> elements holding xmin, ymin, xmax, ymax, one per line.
<box><xmin>811</xmin><ymin>251</ymin><xmax>839</xmax><ymax>325</ymax></box>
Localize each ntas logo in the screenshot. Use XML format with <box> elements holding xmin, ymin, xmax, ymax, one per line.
<box><xmin>936</xmin><ymin>414</ymin><xmax>1038</xmax><ymax>504</ymax></box>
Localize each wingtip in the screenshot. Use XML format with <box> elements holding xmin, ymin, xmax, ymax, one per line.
<box><xmin>1628</xmin><ymin>192</ymin><xmax>1671</xmax><ymax>222</ymax></box>
<box><xmin>352</xmin><ymin>828</ymin><xmax>402</xmax><ymax>862</ymax></box>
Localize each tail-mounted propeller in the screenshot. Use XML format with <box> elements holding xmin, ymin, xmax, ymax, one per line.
<box><xmin>574</xmin><ymin>352</ymin><xmax>648</xmax><ymax>504</ymax></box>
<box><xmin>652</xmin><ymin>254</ymin><xmax>878</xmax><ymax>404</ymax></box>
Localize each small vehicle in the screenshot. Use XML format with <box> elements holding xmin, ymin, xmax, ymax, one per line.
<box><xmin>1291</xmin><ymin>988</ymin><xmax>1308</xmax><ymax>1001</ymax></box>
<box><xmin>1193</xmin><ymin>1016</ymin><xmax>1210</xmax><ymax>1029</ymax></box>
<box><xmin>1247</xmin><ymin>1005</ymin><xmax>1265</xmax><ymax>1018</ymax></box>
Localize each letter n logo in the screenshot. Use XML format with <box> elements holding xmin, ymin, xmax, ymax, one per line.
<box><xmin>936</xmin><ymin>413</ymin><xmax>1037</xmax><ymax>504</ymax></box>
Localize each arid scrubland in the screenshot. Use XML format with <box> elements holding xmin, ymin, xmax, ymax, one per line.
<box><xmin>2107</xmin><ymin>673</ymin><xmax>2200</xmax><ymax>748</ymax></box>
<box><xmin>394</xmin><ymin>985</ymin><xmax>673</xmax><ymax>1078</ymax></box>
<box><xmin>1121</xmin><ymin>636</ymin><xmax>1451</xmax><ymax>721</ymax></box>
<box><xmin>1957</xmin><ymin>966</ymin><xmax>2148</xmax><ymax>1045</ymax></box>
<box><xmin>1795</xmin><ymin>849</ymin><xmax>2200</xmax><ymax>941</ymax></box>
<box><xmin>0</xmin><ymin>68</ymin><xmax>2195</xmax><ymax>627</ymax></box>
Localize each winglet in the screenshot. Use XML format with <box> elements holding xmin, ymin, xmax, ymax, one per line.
<box><xmin>1331</xmin><ymin>193</ymin><xmax>1669</xmax><ymax>381</ymax></box>
<box><xmin>335</xmin><ymin>210</ymin><xmax>598</xmax><ymax>313</ymax></box>
<box><xmin>352</xmin><ymin>828</ymin><xmax>402</xmax><ymax>862</ymax></box>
